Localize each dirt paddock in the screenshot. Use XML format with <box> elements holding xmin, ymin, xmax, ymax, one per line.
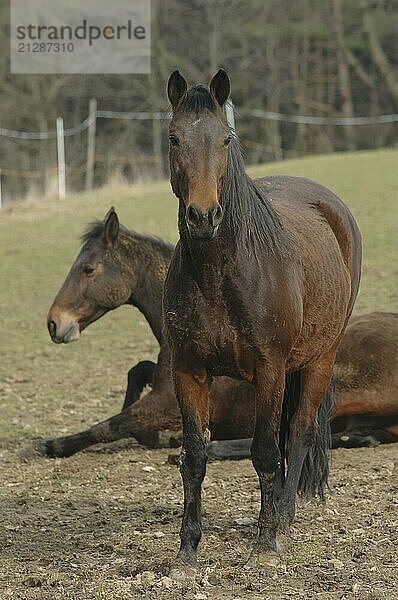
<box><xmin>0</xmin><ymin>440</ymin><xmax>397</xmax><ymax>600</ymax></box>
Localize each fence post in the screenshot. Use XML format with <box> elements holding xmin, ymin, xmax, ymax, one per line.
<box><xmin>225</xmin><ymin>99</ymin><xmax>235</xmax><ymax>133</ymax></box>
<box><xmin>56</xmin><ymin>117</ymin><xmax>66</xmax><ymax>200</ymax></box>
<box><xmin>152</xmin><ymin>115</ymin><xmax>163</xmax><ymax>179</ymax></box>
<box><xmin>85</xmin><ymin>98</ymin><xmax>97</xmax><ymax>191</ymax></box>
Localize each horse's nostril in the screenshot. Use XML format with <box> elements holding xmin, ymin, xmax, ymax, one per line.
<box><xmin>186</xmin><ymin>204</ymin><xmax>202</xmax><ymax>227</ymax></box>
<box><xmin>48</xmin><ymin>320</ymin><xmax>57</xmax><ymax>337</ymax></box>
<box><xmin>210</xmin><ymin>203</ymin><xmax>223</xmax><ymax>227</ymax></box>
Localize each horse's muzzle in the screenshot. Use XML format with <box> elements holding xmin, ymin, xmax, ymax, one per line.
<box><xmin>47</xmin><ymin>312</ymin><xmax>80</xmax><ymax>344</ymax></box>
<box><xmin>185</xmin><ymin>202</ymin><xmax>223</xmax><ymax>240</ymax></box>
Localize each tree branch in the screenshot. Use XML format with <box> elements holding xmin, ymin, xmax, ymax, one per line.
<box><xmin>361</xmin><ymin>0</ymin><xmax>398</xmax><ymax>104</ymax></box>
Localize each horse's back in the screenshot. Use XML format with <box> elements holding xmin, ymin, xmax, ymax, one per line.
<box><xmin>333</xmin><ymin>312</ymin><xmax>398</xmax><ymax>420</ymax></box>
<box><xmin>257</xmin><ymin>175</ymin><xmax>362</xmax><ymax>316</ymax></box>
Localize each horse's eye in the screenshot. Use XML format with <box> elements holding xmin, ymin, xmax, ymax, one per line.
<box><xmin>224</xmin><ymin>136</ymin><xmax>232</xmax><ymax>146</ymax></box>
<box><xmin>169</xmin><ymin>134</ymin><xmax>179</xmax><ymax>146</ymax></box>
<box><xmin>83</xmin><ymin>265</ymin><xmax>96</xmax><ymax>276</ymax></box>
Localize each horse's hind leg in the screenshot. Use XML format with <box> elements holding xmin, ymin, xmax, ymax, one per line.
<box><xmin>248</xmin><ymin>362</ymin><xmax>285</xmax><ymax>563</ymax></box>
<box><xmin>332</xmin><ymin>425</ymin><xmax>398</xmax><ymax>448</ymax></box>
<box><xmin>277</xmin><ymin>357</ymin><xmax>334</xmax><ymax>531</ymax></box>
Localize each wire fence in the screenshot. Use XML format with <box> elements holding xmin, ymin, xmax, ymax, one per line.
<box><xmin>1</xmin><ymin>108</ymin><xmax>397</xmax><ymax>140</ymax></box>
<box><xmin>0</xmin><ymin>102</ymin><xmax>397</xmax><ymax>205</ymax></box>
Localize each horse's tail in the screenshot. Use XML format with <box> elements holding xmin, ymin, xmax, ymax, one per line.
<box><xmin>298</xmin><ymin>378</ymin><xmax>334</xmax><ymax>500</ymax></box>
<box><xmin>280</xmin><ymin>371</ymin><xmax>333</xmax><ymax>500</ymax></box>
<box><xmin>279</xmin><ymin>371</ymin><xmax>302</xmax><ymax>482</ymax></box>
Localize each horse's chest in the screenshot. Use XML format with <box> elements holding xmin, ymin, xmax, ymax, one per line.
<box><xmin>166</xmin><ymin>296</ymin><xmax>255</xmax><ymax>380</ymax></box>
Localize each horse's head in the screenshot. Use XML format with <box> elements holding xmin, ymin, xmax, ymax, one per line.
<box><xmin>167</xmin><ymin>69</ymin><xmax>231</xmax><ymax>241</ymax></box>
<box><xmin>47</xmin><ymin>208</ymin><xmax>131</xmax><ymax>344</ymax></box>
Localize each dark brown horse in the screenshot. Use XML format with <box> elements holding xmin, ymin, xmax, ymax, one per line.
<box><xmin>42</xmin><ymin>212</ymin><xmax>394</xmax><ymax>462</ymax></box>
<box><xmin>163</xmin><ymin>69</ymin><xmax>362</xmax><ymax>571</ymax></box>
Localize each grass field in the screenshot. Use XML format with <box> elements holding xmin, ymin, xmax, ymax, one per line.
<box><xmin>0</xmin><ymin>148</ymin><xmax>397</xmax><ymax>599</ymax></box>
<box><xmin>1</xmin><ymin>148</ymin><xmax>397</xmax><ymax>442</ymax></box>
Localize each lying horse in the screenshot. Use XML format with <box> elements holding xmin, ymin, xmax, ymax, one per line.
<box><xmin>43</xmin><ymin>209</ymin><xmax>397</xmax><ymax>461</ymax></box>
<box><xmin>163</xmin><ymin>69</ymin><xmax>361</xmax><ymax>568</ymax></box>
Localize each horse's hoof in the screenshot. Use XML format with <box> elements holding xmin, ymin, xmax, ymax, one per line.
<box><xmin>18</xmin><ymin>446</ymin><xmax>35</xmax><ymax>460</ymax></box>
<box><xmin>168</xmin><ymin>552</ymin><xmax>198</xmax><ymax>581</ymax></box>
<box><xmin>362</xmin><ymin>436</ymin><xmax>380</xmax><ymax>448</ymax></box>
<box><xmin>18</xmin><ymin>441</ymin><xmax>49</xmax><ymax>460</ymax></box>
<box><xmin>245</xmin><ymin>550</ymin><xmax>281</xmax><ymax>569</ymax></box>
<box><xmin>245</xmin><ymin>540</ymin><xmax>284</xmax><ymax>568</ymax></box>
<box><xmin>168</xmin><ymin>564</ymin><xmax>197</xmax><ymax>581</ymax></box>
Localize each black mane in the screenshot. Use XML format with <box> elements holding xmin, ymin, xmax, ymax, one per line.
<box><xmin>221</xmin><ymin>137</ymin><xmax>285</xmax><ymax>254</ymax></box>
<box><xmin>81</xmin><ymin>220</ymin><xmax>174</xmax><ymax>258</ymax></box>
<box><xmin>81</xmin><ymin>220</ymin><xmax>106</xmax><ymax>245</ymax></box>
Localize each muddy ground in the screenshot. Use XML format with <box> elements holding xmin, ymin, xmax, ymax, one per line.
<box><xmin>0</xmin><ymin>439</ymin><xmax>397</xmax><ymax>600</ymax></box>
<box><xmin>1</xmin><ymin>155</ymin><xmax>397</xmax><ymax>599</ymax></box>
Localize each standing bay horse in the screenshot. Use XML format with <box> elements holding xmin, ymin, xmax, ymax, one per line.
<box><xmin>163</xmin><ymin>69</ymin><xmax>362</xmax><ymax>570</ymax></box>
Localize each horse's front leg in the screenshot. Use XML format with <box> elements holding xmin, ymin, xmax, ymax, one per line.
<box><xmin>171</xmin><ymin>369</ymin><xmax>210</xmax><ymax>571</ymax></box>
<box><xmin>249</xmin><ymin>361</ymin><xmax>285</xmax><ymax>564</ymax></box>
<box><xmin>122</xmin><ymin>360</ymin><xmax>156</xmax><ymax>410</ymax></box>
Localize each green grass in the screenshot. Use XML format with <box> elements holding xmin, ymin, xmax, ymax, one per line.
<box><xmin>0</xmin><ymin>148</ymin><xmax>397</xmax><ymax>441</ymax></box>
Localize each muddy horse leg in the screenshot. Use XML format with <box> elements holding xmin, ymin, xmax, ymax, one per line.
<box><xmin>277</xmin><ymin>358</ymin><xmax>334</xmax><ymax>531</ymax></box>
<box><xmin>170</xmin><ymin>370</ymin><xmax>210</xmax><ymax>572</ymax></box>
<box><xmin>248</xmin><ymin>363</ymin><xmax>285</xmax><ymax>562</ymax></box>
<box><xmin>122</xmin><ymin>360</ymin><xmax>156</xmax><ymax>410</ymax></box>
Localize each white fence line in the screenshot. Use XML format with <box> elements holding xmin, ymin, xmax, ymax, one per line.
<box><xmin>1</xmin><ymin>107</ymin><xmax>397</xmax><ymax>139</ymax></box>
<box><xmin>97</xmin><ymin>110</ymin><xmax>166</xmax><ymax>120</ymax></box>
<box><xmin>0</xmin><ymin>114</ymin><xmax>96</xmax><ymax>140</ymax></box>
<box><xmin>1</xmin><ymin>101</ymin><xmax>397</xmax><ymax>205</ymax></box>
<box><xmin>245</xmin><ymin>109</ymin><xmax>398</xmax><ymax>126</ymax></box>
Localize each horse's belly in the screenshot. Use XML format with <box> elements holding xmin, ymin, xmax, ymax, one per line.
<box><xmin>286</xmin><ymin>312</ymin><xmax>349</xmax><ymax>371</ymax></box>
<box><xmin>286</xmin><ymin>264</ymin><xmax>351</xmax><ymax>371</ymax></box>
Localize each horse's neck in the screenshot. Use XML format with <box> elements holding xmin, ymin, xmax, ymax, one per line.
<box><xmin>125</xmin><ymin>236</ymin><xmax>171</xmax><ymax>344</ymax></box>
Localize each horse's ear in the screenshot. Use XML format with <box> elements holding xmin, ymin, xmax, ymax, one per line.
<box><xmin>167</xmin><ymin>70</ymin><xmax>188</xmax><ymax>109</ymax></box>
<box><xmin>103</xmin><ymin>207</ymin><xmax>119</xmax><ymax>246</ymax></box>
<box><xmin>209</xmin><ymin>69</ymin><xmax>230</xmax><ymax>107</ymax></box>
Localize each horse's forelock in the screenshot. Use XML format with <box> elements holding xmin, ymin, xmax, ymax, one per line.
<box><xmin>178</xmin><ymin>85</ymin><xmax>217</xmax><ymax>113</ymax></box>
